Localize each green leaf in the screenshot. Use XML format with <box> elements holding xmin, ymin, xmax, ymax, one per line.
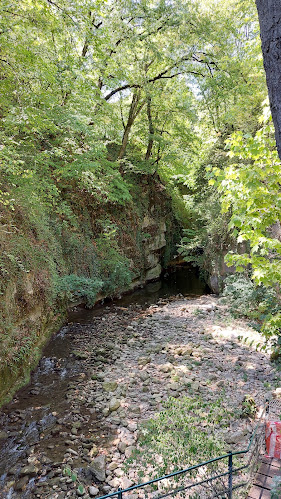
<box><xmin>64</xmin><ymin>468</ymin><xmax>71</xmax><ymax>477</ymax></box>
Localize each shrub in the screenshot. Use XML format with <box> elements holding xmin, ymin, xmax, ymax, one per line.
<box><xmin>261</xmin><ymin>312</ymin><xmax>281</xmax><ymax>360</ymax></box>
<box><xmin>221</xmin><ymin>274</ymin><xmax>279</xmax><ymax>320</ymax></box>
<box><xmin>55</xmin><ymin>274</ymin><xmax>103</xmax><ymax>307</ymax></box>
<box><xmin>95</xmin><ymin>225</ymin><xmax>133</xmax><ymax>296</ymax></box>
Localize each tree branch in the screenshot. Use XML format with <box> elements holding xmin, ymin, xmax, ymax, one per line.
<box><xmin>104</xmin><ymin>69</ymin><xmax>205</xmax><ymax>101</ymax></box>
<box><xmin>104</xmin><ymin>50</ymin><xmax>212</xmax><ymax>101</ymax></box>
<box><xmin>139</xmin><ymin>21</ymin><xmax>171</xmax><ymax>41</ymax></box>
<box><xmin>104</xmin><ymin>84</ymin><xmax>141</xmax><ymax>101</ymax></box>
<box><xmin>0</xmin><ymin>58</ymin><xmax>13</xmax><ymax>68</ymax></box>
<box><xmin>45</xmin><ymin>0</ymin><xmax>75</xmax><ymax>23</ymax></box>
<box><xmin>2</xmin><ymin>9</ymin><xmax>37</xmax><ymax>22</ymax></box>
<box><xmin>81</xmin><ymin>13</ymin><xmax>102</xmax><ymax>58</ymax></box>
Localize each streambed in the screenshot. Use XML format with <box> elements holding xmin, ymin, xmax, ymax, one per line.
<box><xmin>0</xmin><ymin>267</ymin><xmax>279</xmax><ymax>498</ymax></box>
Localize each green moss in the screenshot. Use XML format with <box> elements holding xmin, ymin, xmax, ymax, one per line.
<box><xmin>0</xmin><ymin>311</ymin><xmax>64</xmax><ymax>405</ymax></box>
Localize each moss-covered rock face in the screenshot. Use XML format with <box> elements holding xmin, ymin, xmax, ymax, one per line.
<box><xmin>0</xmin><ymin>312</ymin><xmax>64</xmax><ymax>405</ymax></box>
<box><xmin>0</xmin><ymin>173</ymin><xmax>179</xmax><ymax>406</ymax></box>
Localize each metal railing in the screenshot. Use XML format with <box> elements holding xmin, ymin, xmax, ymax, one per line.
<box><xmin>96</xmin><ymin>400</ymin><xmax>269</xmax><ymax>499</ymax></box>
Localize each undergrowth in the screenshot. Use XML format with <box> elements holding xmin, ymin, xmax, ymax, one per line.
<box><xmin>125</xmin><ymin>396</ymin><xmax>233</xmax><ymax>483</ymax></box>
<box><xmin>221</xmin><ymin>274</ymin><xmax>281</xmax><ymax>359</ymax></box>
<box><xmin>221</xmin><ymin>274</ymin><xmax>280</xmax><ymax>321</ymax></box>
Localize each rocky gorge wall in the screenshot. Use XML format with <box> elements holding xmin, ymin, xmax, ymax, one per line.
<box><xmin>0</xmin><ymin>172</ymin><xmax>179</xmax><ymax>406</ymax></box>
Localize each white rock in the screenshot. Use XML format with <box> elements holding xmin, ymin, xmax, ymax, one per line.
<box><xmin>89</xmin><ymin>486</ymin><xmax>99</xmax><ymax>497</ymax></box>
<box><xmin>121</xmin><ymin>477</ymin><xmax>134</xmax><ymax>489</ymax></box>
<box><xmin>109</xmin><ymin>399</ymin><xmax>121</xmax><ymax>412</ymax></box>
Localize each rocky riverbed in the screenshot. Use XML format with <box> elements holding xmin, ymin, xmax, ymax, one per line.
<box><xmin>0</xmin><ymin>293</ymin><xmax>280</xmax><ymax>498</ymax></box>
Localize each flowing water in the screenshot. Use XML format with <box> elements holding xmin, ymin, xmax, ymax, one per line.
<box><xmin>0</xmin><ymin>265</ymin><xmax>209</xmax><ymax>498</ymax></box>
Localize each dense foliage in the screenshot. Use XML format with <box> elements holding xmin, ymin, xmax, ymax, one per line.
<box><xmin>0</xmin><ymin>0</ymin><xmax>266</xmax><ymax>214</ymax></box>
<box><xmin>221</xmin><ymin>274</ymin><xmax>280</xmax><ymax>321</ymax></box>
<box><xmin>213</xmin><ymin>112</ymin><xmax>281</xmax><ymax>288</ymax></box>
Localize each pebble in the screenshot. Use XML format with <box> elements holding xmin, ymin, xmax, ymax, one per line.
<box><xmin>68</xmin><ymin>448</ymin><xmax>78</xmax><ymax>456</ymax></box>
<box><xmin>14</xmin><ymin>476</ymin><xmax>29</xmax><ymax>491</ymax></box>
<box><xmin>109</xmin><ymin>399</ymin><xmax>121</xmax><ymax>412</ymax></box>
<box><xmin>89</xmin><ymin>486</ymin><xmax>99</xmax><ymax>497</ymax></box>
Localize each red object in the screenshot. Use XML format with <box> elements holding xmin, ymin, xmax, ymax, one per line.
<box><xmin>265</xmin><ymin>421</ymin><xmax>281</xmax><ymax>458</ymax></box>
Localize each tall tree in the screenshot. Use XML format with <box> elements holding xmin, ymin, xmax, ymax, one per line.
<box><xmin>255</xmin><ymin>0</ymin><xmax>281</xmax><ymax>159</ymax></box>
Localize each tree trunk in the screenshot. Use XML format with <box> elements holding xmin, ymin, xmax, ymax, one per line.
<box><xmin>256</xmin><ymin>0</ymin><xmax>281</xmax><ymax>158</ymax></box>
<box><xmin>118</xmin><ymin>91</ymin><xmax>144</xmax><ymax>159</ymax></box>
<box><xmin>145</xmin><ymin>95</ymin><xmax>154</xmax><ymax>160</ymax></box>
<box><xmin>118</xmin><ymin>122</ymin><xmax>133</xmax><ymax>160</ymax></box>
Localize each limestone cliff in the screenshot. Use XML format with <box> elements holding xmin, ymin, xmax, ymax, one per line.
<box><xmin>0</xmin><ymin>172</ymin><xmax>179</xmax><ymax>405</ymax></box>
